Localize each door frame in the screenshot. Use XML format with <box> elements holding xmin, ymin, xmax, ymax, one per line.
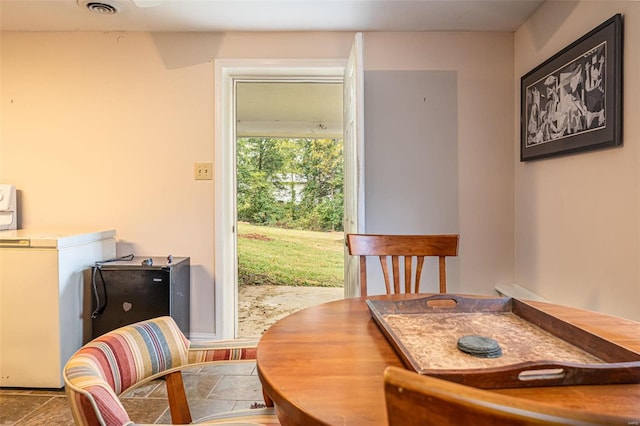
<box><xmin>214</xmin><ymin>58</ymin><xmax>347</xmax><ymax>339</ymax></box>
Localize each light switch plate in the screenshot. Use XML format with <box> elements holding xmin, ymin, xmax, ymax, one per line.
<box><xmin>194</xmin><ymin>162</ymin><xmax>212</xmax><ymax>180</ymax></box>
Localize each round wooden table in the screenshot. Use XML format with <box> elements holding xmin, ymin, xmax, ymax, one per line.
<box><xmin>256</xmin><ymin>294</ymin><xmax>640</xmax><ymax>425</ymax></box>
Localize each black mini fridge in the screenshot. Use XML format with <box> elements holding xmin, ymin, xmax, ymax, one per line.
<box><xmin>89</xmin><ymin>256</ymin><xmax>190</xmax><ymax>339</ymax></box>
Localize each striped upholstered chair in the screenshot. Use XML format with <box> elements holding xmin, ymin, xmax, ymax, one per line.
<box><xmin>63</xmin><ymin>316</ymin><xmax>278</xmax><ymax>426</ymax></box>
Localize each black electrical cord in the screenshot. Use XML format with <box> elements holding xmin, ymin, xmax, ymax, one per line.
<box><xmin>91</xmin><ymin>254</ymin><xmax>134</xmax><ymax>319</ymax></box>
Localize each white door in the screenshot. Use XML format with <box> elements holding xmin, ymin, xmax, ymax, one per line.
<box><xmin>343</xmin><ymin>33</ymin><xmax>365</xmax><ymax>298</ymax></box>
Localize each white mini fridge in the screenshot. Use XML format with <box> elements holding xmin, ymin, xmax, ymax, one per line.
<box><xmin>0</xmin><ymin>229</ymin><xmax>116</xmax><ymax>388</ymax></box>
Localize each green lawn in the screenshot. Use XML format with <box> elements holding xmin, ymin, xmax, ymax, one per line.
<box><xmin>237</xmin><ymin>223</ymin><xmax>344</xmax><ymax>287</ymax></box>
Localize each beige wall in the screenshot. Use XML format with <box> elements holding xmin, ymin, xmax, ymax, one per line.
<box><xmin>0</xmin><ymin>30</ymin><xmax>515</xmax><ymax>336</ymax></box>
<box><xmin>1</xmin><ymin>32</ymin><xmax>219</xmax><ymax>337</ymax></box>
<box><xmin>514</xmin><ymin>2</ymin><xmax>640</xmax><ymax>320</ymax></box>
<box><xmin>0</xmin><ymin>32</ymin><xmax>354</xmax><ymax>336</ymax></box>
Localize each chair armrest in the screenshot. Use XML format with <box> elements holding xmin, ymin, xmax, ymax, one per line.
<box><xmin>188</xmin><ymin>339</ymin><xmax>260</xmax><ymax>364</ymax></box>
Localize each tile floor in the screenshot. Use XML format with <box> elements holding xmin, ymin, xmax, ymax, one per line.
<box><xmin>0</xmin><ymin>361</ymin><xmax>265</xmax><ymax>425</ymax></box>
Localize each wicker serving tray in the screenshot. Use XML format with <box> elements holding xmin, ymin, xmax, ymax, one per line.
<box><xmin>367</xmin><ymin>294</ymin><xmax>640</xmax><ymax>388</ymax></box>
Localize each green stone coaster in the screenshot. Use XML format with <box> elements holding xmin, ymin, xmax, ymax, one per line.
<box><xmin>457</xmin><ymin>335</ymin><xmax>502</xmax><ymax>358</ymax></box>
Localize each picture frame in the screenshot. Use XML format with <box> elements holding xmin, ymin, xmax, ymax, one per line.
<box><xmin>520</xmin><ymin>14</ymin><xmax>623</xmax><ymax>161</ymax></box>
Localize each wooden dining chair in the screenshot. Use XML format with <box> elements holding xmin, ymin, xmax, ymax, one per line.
<box><xmin>383</xmin><ymin>366</ymin><xmax>631</xmax><ymax>426</ymax></box>
<box><xmin>346</xmin><ymin>234</ymin><xmax>459</xmax><ymax>296</ymax></box>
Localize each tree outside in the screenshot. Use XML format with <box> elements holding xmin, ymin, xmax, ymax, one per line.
<box><xmin>236</xmin><ymin>137</ymin><xmax>344</xmax><ymax>232</ymax></box>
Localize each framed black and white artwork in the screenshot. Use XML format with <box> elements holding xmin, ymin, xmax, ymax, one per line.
<box><xmin>521</xmin><ymin>14</ymin><xmax>623</xmax><ymax>161</ymax></box>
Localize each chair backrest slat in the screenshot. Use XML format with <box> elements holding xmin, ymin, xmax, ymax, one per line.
<box><xmin>439</xmin><ymin>256</ymin><xmax>447</xmax><ymax>293</ymax></box>
<box><xmin>403</xmin><ymin>256</ymin><xmax>411</xmax><ymax>293</ymax></box>
<box><xmin>391</xmin><ymin>256</ymin><xmax>400</xmax><ymax>293</ymax></box>
<box><xmin>414</xmin><ymin>256</ymin><xmax>425</xmax><ymax>293</ymax></box>
<box><xmin>347</xmin><ymin>234</ymin><xmax>459</xmax><ymax>296</ymax></box>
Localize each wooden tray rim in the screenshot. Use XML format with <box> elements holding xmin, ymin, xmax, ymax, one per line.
<box><xmin>366</xmin><ymin>294</ymin><xmax>640</xmax><ymax>388</ymax></box>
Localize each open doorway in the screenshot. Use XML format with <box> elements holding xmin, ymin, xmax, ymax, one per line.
<box><xmin>216</xmin><ymin>61</ymin><xmax>356</xmax><ymax>338</ymax></box>
<box><xmin>235</xmin><ymin>82</ymin><xmax>344</xmax><ymax>337</ymax></box>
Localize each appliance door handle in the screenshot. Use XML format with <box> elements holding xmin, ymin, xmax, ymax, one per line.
<box><xmin>0</xmin><ymin>239</ymin><xmax>30</xmax><ymax>247</ymax></box>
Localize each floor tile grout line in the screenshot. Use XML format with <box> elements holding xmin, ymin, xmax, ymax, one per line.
<box><xmin>204</xmin><ymin>375</ymin><xmax>225</xmax><ymax>400</ymax></box>
<box><xmin>13</xmin><ymin>395</ymin><xmax>56</xmax><ymax>425</ymax></box>
<box><xmin>154</xmin><ymin>406</ymin><xmax>171</xmax><ymax>424</ymax></box>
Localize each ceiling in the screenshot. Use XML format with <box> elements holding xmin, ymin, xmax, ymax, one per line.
<box><xmin>236</xmin><ymin>82</ymin><xmax>344</xmax><ymax>139</ymax></box>
<box><xmin>0</xmin><ymin>0</ymin><xmax>544</xmax><ymax>32</ymax></box>
<box><xmin>0</xmin><ymin>0</ymin><xmax>544</xmax><ymax>139</ymax></box>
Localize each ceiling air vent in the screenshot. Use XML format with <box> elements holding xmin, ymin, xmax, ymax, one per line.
<box><xmin>82</xmin><ymin>1</ymin><xmax>120</xmax><ymax>15</ymax></box>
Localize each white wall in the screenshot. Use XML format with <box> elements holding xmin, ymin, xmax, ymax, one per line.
<box><xmin>514</xmin><ymin>2</ymin><xmax>640</xmax><ymax>321</ymax></box>
<box><xmin>363</xmin><ymin>70</ymin><xmax>460</xmax><ymax>294</ymax></box>
<box><xmin>364</xmin><ymin>32</ymin><xmax>516</xmax><ymax>296</ymax></box>
<box><xmin>0</xmin><ymin>30</ymin><xmax>516</xmax><ymax>336</ymax></box>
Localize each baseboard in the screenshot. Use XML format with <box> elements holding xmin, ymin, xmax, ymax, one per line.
<box><xmin>494</xmin><ymin>283</ymin><xmax>548</xmax><ymax>302</ymax></box>
<box><xmin>188</xmin><ymin>332</ymin><xmax>218</xmax><ymax>342</ymax></box>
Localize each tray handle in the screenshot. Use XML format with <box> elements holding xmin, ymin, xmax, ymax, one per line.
<box><xmin>420</xmin><ymin>293</ymin><xmax>465</xmax><ymax>307</ymax></box>
<box><xmin>412</xmin><ymin>294</ymin><xmax>511</xmax><ymax>313</ymax></box>
<box><xmin>367</xmin><ymin>294</ymin><xmax>513</xmax><ymax>314</ymax></box>
<box><xmin>432</xmin><ymin>360</ymin><xmax>640</xmax><ymax>389</ymax></box>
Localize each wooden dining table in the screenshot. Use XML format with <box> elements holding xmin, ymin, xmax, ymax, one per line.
<box><xmin>256</xmin><ymin>293</ymin><xmax>640</xmax><ymax>426</ymax></box>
